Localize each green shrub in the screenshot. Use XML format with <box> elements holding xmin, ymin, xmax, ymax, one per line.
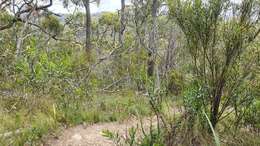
<box><xmin>167</xmin><ymin>70</ymin><xmax>185</xmax><ymax>95</ymax></box>
<box><xmin>243</xmin><ymin>99</ymin><xmax>260</xmax><ymax>130</ymax></box>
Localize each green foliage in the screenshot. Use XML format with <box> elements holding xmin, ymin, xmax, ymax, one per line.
<box><xmin>241</xmin><ymin>99</ymin><xmax>260</xmax><ymax>130</ymax></box>
<box><xmin>99</xmin><ymin>12</ymin><xmax>120</xmax><ymax>31</ymax></box>
<box><xmin>183</xmin><ymin>81</ymin><xmax>208</xmax><ymax>114</ymax></box>
<box><xmin>41</xmin><ymin>15</ymin><xmax>63</xmax><ymax>35</ymax></box>
<box><xmin>167</xmin><ymin>70</ymin><xmax>185</xmax><ymax>95</ymax></box>
<box><xmin>91</xmin><ymin>19</ymin><xmax>98</xmax><ymax>30</ymax></box>
<box><xmin>0</xmin><ymin>103</ymin><xmax>58</xmax><ymax>145</ymax></box>
<box><xmin>129</xmin><ymin>49</ymin><xmax>148</xmax><ymax>91</ymax></box>
<box><xmin>99</xmin><ymin>12</ymin><xmax>119</xmax><ymax>26</ymax></box>
<box><xmin>0</xmin><ymin>10</ymin><xmax>12</xmax><ymax>25</ymax></box>
<box><xmin>102</xmin><ymin>126</ymin><xmax>164</xmax><ymax>146</ymax></box>
<box><xmin>139</xmin><ymin>128</ymin><xmax>164</xmax><ymax>146</ymax></box>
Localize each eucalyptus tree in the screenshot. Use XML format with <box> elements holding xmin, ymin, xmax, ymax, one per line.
<box><xmin>63</xmin><ymin>0</ymin><xmax>100</xmax><ymax>54</ymax></box>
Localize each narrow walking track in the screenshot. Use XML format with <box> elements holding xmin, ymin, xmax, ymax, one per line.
<box><xmin>45</xmin><ymin>118</ymin><xmax>155</xmax><ymax>146</ymax></box>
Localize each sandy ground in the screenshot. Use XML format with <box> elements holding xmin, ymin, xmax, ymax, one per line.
<box><xmin>44</xmin><ymin>117</ymin><xmax>156</xmax><ymax>146</ymax></box>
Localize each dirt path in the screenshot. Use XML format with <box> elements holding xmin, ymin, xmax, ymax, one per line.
<box><xmin>44</xmin><ymin>117</ymin><xmax>155</xmax><ymax>146</ymax></box>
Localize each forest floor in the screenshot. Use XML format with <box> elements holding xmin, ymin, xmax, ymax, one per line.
<box><xmin>44</xmin><ymin>117</ymin><xmax>156</xmax><ymax>146</ymax></box>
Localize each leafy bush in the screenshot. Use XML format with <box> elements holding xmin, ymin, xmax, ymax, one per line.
<box><xmin>242</xmin><ymin>99</ymin><xmax>260</xmax><ymax>131</ymax></box>
<box><xmin>167</xmin><ymin>70</ymin><xmax>185</xmax><ymax>95</ymax></box>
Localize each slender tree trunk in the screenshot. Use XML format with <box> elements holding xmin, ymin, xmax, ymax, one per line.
<box><xmin>210</xmin><ymin>94</ymin><xmax>221</xmax><ymax>129</ymax></box>
<box><xmin>147</xmin><ymin>0</ymin><xmax>158</xmax><ymax>77</ymax></box>
<box><xmin>210</xmin><ymin>76</ymin><xmax>225</xmax><ymax>129</ymax></box>
<box><xmin>113</xmin><ymin>28</ymin><xmax>116</xmax><ymax>45</ymax></box>
<box><xmin>119</xmin><ymin>0</ymin><xmax>125</xmax><ymax>45</ymax></box>
<box><xmin>16</xmin><ymin>20</ymin><xmax>29</xmax><ymax>58</ymax></box>
<box><xmin>83</xmin><ymin>0</ymin><xmax>91</xmax><ymax>54</ymax></box>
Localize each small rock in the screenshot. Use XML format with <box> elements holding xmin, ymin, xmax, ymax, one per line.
<box><xmin>71</xmin><ymin>134</ymin><xmax>82</xmax><ymax>141</ymax></box>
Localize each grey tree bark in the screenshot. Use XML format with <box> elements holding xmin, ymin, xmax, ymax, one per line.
<box><xmin>147</xmin><ymin>0</ymin><xmax>158</xmax><ymax>77</ymax></box>
<box><xmin>119</xmin><ymin>0</ymin><xmax>125</xmax><ymax>45</ymax></box>
<box><xmin>83</xmin><ymin>0</ymin><xmax>91</xmax><ymax>53</ymax></box>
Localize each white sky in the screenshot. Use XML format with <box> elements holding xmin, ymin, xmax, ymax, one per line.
<box><xmin>49</xmin><ymin>0</ymin><xmax>130</xmax><ymax>14</ymax></box>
